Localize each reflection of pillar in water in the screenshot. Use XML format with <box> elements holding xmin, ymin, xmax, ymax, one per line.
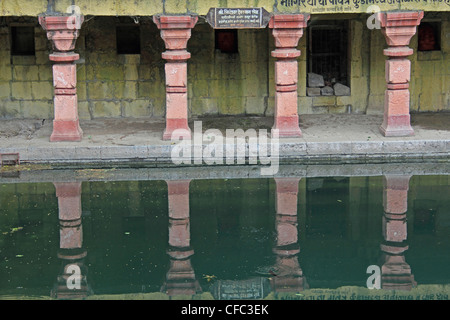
<box><xmin>51</xmin><ymin>182</ymin><xmax>91</xmax><ymax>299</ymax></box>
<box><xmin>380</xmin><ymin>175</ymin><xmax>416</xmax><ymax>290</ymax></box>
<box><xmin>271</xmin><ymin>178</ymin><xmax>307</xmax><ymax>292</ymax></box>
<box><xmin>161</xmin><ymin>180</ymin><xmax>201</xmax><ymax>296</ymax></box>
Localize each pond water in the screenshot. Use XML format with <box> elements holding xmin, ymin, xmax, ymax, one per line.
<box><xmin>0</xmin><ymin>164</ymin><xmax>449</xmax><ymax>300</ymax></box>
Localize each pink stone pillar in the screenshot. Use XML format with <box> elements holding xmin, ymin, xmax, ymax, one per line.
<box><xmin>39</xmin><ymin>15</ymin><xmax>84</xmax><ymax>142</ymax></box>
<box><xmin>269</xmin><ymin>14</ymin><xmax>309</xmax><ymax>138</ymax></box>
<box><xmin>162</xmin><ymin>180</ymin><xmax>201</xmax><ymax>296</ymax></box>
<box><xmin>153</xmin><ymin>16</ymin><xmax>198</xmax><ymax>140</ymax></box>
<box><xmin>380</xmin><ymin>175</ymin><xmax>416</xmax><ymax>290</ymax></box>
<box><xmin>271</xmin><ymin>178</ymin><xmax>307</xmax><ymax>292</ymax></box>
<box><xmin>378</xmin><ymin>12</ymin><xmax>423</xmax><ymax>137</ymax></box>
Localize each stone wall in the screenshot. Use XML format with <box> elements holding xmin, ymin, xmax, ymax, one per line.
<box><xmin>0</xmin><ymin>18</ymin><xmax>53</xmax><ymax>119</ymax></box>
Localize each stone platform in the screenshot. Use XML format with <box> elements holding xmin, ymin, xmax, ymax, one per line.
<box><xmin>0</xmin><ymin>113</ymin><xmax>449</xmax><ymax>167</ymax></box>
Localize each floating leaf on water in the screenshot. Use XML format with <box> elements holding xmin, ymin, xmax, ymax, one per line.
<box><xmin>203</xmin><ymin>274</ymin><xmax>217</xmax><ymax>282</ymax></box>
<box><xmin>10</xmin><ymin>227</ymin><xmax>24</xmax><ymax>233</ymax></box>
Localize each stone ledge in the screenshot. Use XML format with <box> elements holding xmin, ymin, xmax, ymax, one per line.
<box><xmin>1</xmin><ymin>141</ymin><xmax>448</xmax><ymax>165</ymax></box>
<box><xmin>1</xmin><ymin>161</ymin><xmax>448</xmax><ymax>185</ymax></box>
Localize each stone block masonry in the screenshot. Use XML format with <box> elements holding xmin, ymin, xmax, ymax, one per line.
<box><xmin>0</xmin><ymin>21</ymin><xmax>54</xmax><ymax>119</ymax></box>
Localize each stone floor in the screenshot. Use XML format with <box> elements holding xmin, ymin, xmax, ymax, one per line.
<box><xmin>0</xmin><ymin>113</ymin><xmax>449</xmax><ymax>165</ymax></box>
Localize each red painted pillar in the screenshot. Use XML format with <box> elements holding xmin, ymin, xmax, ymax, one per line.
<box><xmin>380</xmin><ymin>175</ymin><xmax>416</xmax><ymax>290</ymax></box>
<box><xmin>271</xmin><ymin>178</ymin><xmax>307</xmax><ymax>292</ymax></box>
<box><xmin>39</xmin><ymin>15</ymin><xmax>84</xmax><ymax>142</ymax></box>
<box><xmin>269</xmin><ymin>14</ymin><xmax>309</xmax><ymax>138</ymax></box>
<box><xmin>162</xmin><ymin>180</ymin><xmax>201</xmax><ymax>296</ymax></box>
<box><xmin>378</xmin><ymin>12</ymin><xmax>423</xmax><ymax>137</ymax></box>
<box><xmin>153</xmin><ymin>16</ymin><xmax>198</xmax><ymax>140</ymax></box>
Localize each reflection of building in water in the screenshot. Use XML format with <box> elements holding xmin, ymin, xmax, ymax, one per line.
<box><xmin>209</xmin><ymin>177</ymin><xmax>307</xmax><ymax>299</ymax></box>
<box><xmin>380</xmin><ymin>175</ymin><xmax>417</xmax><ymax>290</ymax></box>
<box><xmin>271</xmin><ymin>178</ymin><xmax>308</xmax><ymax>293</ymax></box>
<box><xmin>51</xmin><ymin>182</ymin><xmax>92</xmax><ymax>299</ymax></box>
<box><xmin>161</xmin><ymin>180</ymin><xmax>202</xmax><ymax>297</ymax></box>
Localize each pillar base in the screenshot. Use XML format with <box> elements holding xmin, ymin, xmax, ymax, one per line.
<box><xmin>50</xmin><ymin>120</ymin><xmax>83</xmax><ymax>142</ymax></box>
<box><xmin>163</xmin><ymin>119</ymin><xmax>191</xmax><ymax>141</ymax></box>
<box><xmin>273</xmin><ymin>116</ymin><xmax>302</xmax><ymax>138</ymax></box>
<box><xmin>379</xmin><ymin>116</ymin><xmax>414</xmax><ymax>137</ymax></box>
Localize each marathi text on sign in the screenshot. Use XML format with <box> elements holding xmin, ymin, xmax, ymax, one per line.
<box><xmin>206</xmin><ymin>7</ymin><xmax>272</xmax><ymax>29</ymax></box>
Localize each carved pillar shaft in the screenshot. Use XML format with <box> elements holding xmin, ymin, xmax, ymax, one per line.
<box><xmin>154</xmin><ymin>16</ymin><xmax>198</xmax><ymax>140</ymax></box>
<box><xmin>39</xmin><ymin>15</ymin><xmax>84</xmax><ymax>142</ymax></box>
<box><xmin>269</xmin><ymin>14</ymin><xmax>309</xmax><ymax>138</ymax></box>
<box><xmin>378</xmin><ymin>11</ymin><xmax>423</xmax><ymax>137</ymax></box>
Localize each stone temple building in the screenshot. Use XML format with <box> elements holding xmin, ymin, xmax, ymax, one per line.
<box><xmin>0</xmin><ymin>0</ymin><xmax>449</xmax><ymax>141</ymax></box>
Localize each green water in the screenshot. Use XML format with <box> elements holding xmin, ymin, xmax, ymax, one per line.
<box><xmin>0</xmin><ymin>172</ymin><xmax>449</xmax><ymax>300</ymax></box>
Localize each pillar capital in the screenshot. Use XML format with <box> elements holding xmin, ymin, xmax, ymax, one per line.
<box><xmin>153</xmin><ymin>15</ymin><xmax>198</xmax><ymax>53</ymax></box>
<box><xmin>379</xmin><ymin>11</ymin><xmax>423</xmax><ymax>59</ymax></box>
<box><xmin>378</xmin><ymin>11</ymin><xmax>423</xmax><ymax>48</ymax></box>
<box><xmin>39</xmin><ymin>15</ymin><xmax>84</xmax><ymax>53</ymax></box>
<box><xmin>269</xmin><ymin>14</ymin><xmax>310</xmax><ymax>29</ymax></box>
<box><xmin>153</xmin><ymin>15</ymin><xmax>198</xmax><ymax>29</ymax></box>
<box><xmin>269</xmin><ymin>14</ymin><xmax>309</xmax><ymax>55</ymax></box>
